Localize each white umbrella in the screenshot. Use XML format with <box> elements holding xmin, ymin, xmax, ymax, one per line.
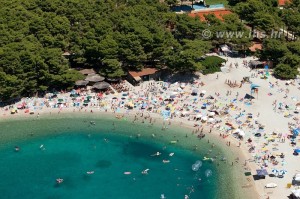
<box><xmin>292</xmin><ymin>190</ymin><xmax>300</xmax><ymax>198</ymax></box>
<box><xmin>208</xmin><ymin>118</ymin><xmax>215</xmax><ymax>122</ymax></box>
<box><xmin>209</xmin><ymin>112</ymin><xmax>215</xmax><ymax>116</ymax></box>
<box><xmin>271</xmin><ymin>169</ymin><xmax>279</xmax><ymax>174</ymax></box>
<box><xmin>201</xmin><ymin>116</ymin><xmax>208</xmax><ymax>121</ymax></box>
<box><xmin>265</xmin><ymin>183</ymin><xmax>277</xmax><ymax>188</ymax></box>
<box><xmin>239</xmin><ymin>130</ymin><xmax>245</xmax><ymax>137</ymax></box>
<box><xmin>201</xmin><ymin>90</ymin><xmax>207</xmax><ymax>94</ymax></box>
<box><xmin>294</xmin><ymin>173</ymin><xmax>300</xmax><ymax>181</ymax></box>
<box><xmin>196</xmin><ymin>114</ymin><xmax>202</xmax><ymax>118</ymax></box>
<box><xmin>182</xmin><ymin>111</ymin><xmax>188</xmax><ymax>115</ymax></box>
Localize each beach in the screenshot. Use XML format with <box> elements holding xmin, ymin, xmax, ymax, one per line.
<box><xmin>1</xmin><ymin>54</ymin><xmax>300</xmax><ymax>199</ymax></box>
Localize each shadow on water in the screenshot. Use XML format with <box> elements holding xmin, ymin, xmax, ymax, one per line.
<box><xmin>122</xmin><ymin>141</ymin><xmax>164</xmax><ymax>160</ymax></box>
<box><xmin>95</xmin><ymin>160</ymin><xmax>112</xmax><ymax>168</ymax></box>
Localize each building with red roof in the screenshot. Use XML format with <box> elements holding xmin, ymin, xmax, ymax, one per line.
<box><xmin>278</xmin><ymin>0</ymin><xmax>291</xmax><ymax>6</ymax></box>
<box><xmin>188</xmin><ymin>9</ymin><xmax>232</xmax><ymax>21</ymax></box>
<box><xmin>127</xmin><ymin>68</ymin><xmax>162</xmax><ymax>85</ymax></box>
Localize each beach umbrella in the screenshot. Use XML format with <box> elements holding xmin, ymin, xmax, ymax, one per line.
<box><xmin>201</xmin><ymin>116</ymin><xmax>208</xmax><ymax>121</ymax></box>
<box><xmin>265</xmin><ymin>183</ymin><xmax>277</xmax><ymax>188</ymax></box>
<box><xmin>92</xmin><ymin>82</ymin><xmax>110</xmax><ymax>90</ymax></box>
<box><xmin>280</xmin><ymin>170</ymin><xmax>287</xmax><ymax>174</ymax></box>
<box><xmin>85</xmin><ymin>74</ymin><xmax>105</xmax><ymax>82</ymax></box>
<box><xmin>196</xmin><ymin>114</ymin><xmax>202</xmax><ymax>118</ymax></box>
<box><xmin>17</xmin><ymin>104</ymin><xmax>23</xmax><ymax>109</ymax></box>
<box><xmin>208</xmin><ymin>118</ymin><xmax>215</xmax><ymax>122</ymax></box>
<box><xmin>294</xmin><ymin>148</ymin><xmax>300</xmax><ymax>153</ymax></box>
<box><xmin>272</xmin><ymin>168</ymin><xmax>279</xmax><ymax>174</ymax></box>
<box><xmin>239</xmin><ymin>130</ymin><xmax>245</xmax><ymax>137</ymax></box>
<box><xmin>209</xmin><ymin>112</ymin><xmax>215</xmax><ymax>116</ymax></box>
<box><xmin>201</xmin><ymin>90</ymin><xmax>206</xmax><ymax>94</ymax></box>
<box><xmin>75</xmin><ymin>80</ymin><xmax>89</xmax><ymax>86</ymax></box>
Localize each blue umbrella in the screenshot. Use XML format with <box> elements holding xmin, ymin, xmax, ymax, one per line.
<box><xmin>294</xmin><ymin>148</ymin><xmax>300</xmax><ymax>153</ymax></box>
<box><xmin>279</xmin><ymin>170</ymin><xmax>287</xmax><ymax>174</ymax></box>
<box><xmin>293</xmin><ymin>128</ymin><xmax>300</xmax><ymax>136</ymax></box>
<box><xmin>272</xmin><ymin>169</ymin><xmax>279</xmax><ymax>174</ymax></box>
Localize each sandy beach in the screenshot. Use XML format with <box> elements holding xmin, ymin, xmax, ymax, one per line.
<box><xmin>1</xmin><ymin>54</ymin><xmax>300</xmax><ymax>199</ymax></box>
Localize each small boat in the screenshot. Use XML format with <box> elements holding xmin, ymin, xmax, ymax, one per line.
<box><xmin>170</xmin><ymin>141</ymin><xmax>177</xmax><ymax>144</ymax></box>
<box><xmin>163</xmin><ymin>160</ymin><xmax>170</xmax><ymax>163</ymax></box>
<box><xmin>141</xmin><ymin>169</ymin><xmax>149</xmax><ymax>175</ymax></box>
<box><xmin>87</xmin><ymin>171</ymin><xmax>94</xmax><ymax>175</ymax></box>
<box><xmin>124</xmin><ymin>172</ymin><xmax>131</xmax><ymax>175</ymax></box>
<box><xmin>40</xmin><ymin>144</ymin><xmax>44</xmax><ymax>149</ymax></box>
<box><xmin>161</xmin><ymin>194</ymin><xmax>166</xmax><ymax>199</ymax></box>
<box><xmin>56</xmin><ymin>178</ymin><xmax>63</xmax><ymax>184</ymax></box>
<box><xmin>169</xmin><ymin>153</ymin><xmax>174</xmax><ymax>157</ymax></box>
<box><xmin>15</xmin><ymin>146</ymin><xmax>20</xmax><ymax>152</ymax></box>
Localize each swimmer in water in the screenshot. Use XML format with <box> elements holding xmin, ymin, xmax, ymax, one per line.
<box><xmin>151</xmin><ymin>152</ymin><xmax>161</xmax><ymax>156</ymax></box>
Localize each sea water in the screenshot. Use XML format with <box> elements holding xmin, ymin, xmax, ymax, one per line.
<box><xmin>0</xmin><ymin>114</ymin><xmax>237</xmax><ymax>199</ymax></box>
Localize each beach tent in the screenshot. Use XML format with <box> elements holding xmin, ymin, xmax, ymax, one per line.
<box><xmin>256</xmin><ymin>169</ymin><xmax>268</xmax><ymax>176</ymax></box>
<box><xmin>291</xmin><ymin>190</ymin><xmax>300</xmax><ymax>199</ymax></box>
<box><xmin>294</xmin><ymin>174</ymin><xmax>300</xmax><ymax>182</ymax></box>
<box><xmin>244</xmin><ymin>94</ymin><xmax>255</xmax><ymax>100</ymax></box>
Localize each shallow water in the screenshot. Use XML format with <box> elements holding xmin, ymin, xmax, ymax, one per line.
<box><xmin>0</xmin><ymin>115</ymin><xmax>239</xmax><ymax>199</ymax></box>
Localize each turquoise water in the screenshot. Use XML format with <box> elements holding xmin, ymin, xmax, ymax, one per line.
<box><xmin>172</xmin><ymin>4</ymin><xmax>224</xmax><ymax>12</ymax></box>
<box><xmin>193</xmin><ymin>4</ymin><xmax>224</xmax><ymax>10</ymax></box>
<box><xmin>0</xmin><ymin>115</ymin><xmax>239</xmax><ymax>199</ymax></box>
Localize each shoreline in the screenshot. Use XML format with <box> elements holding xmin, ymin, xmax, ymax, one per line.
<box><xmin>4</xmin><ymin>55</ymin><xmax>298</xmax><ymax>199</ymax></box>
<box><xmin>0</xmin><ymin>108</ymin><xmax>259</xmax><ymax>199</ymax></box>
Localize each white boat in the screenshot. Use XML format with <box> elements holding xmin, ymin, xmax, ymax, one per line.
<box><xmin>142</xmin><ymin>169</ymin><xmax>149</xmax><ymax>175</ymax></box>
<box><xmin>87</xmin><ymin>171</ymin><xmax>94</xmax><ymax>175</ymax></box>
<box><xmin>56</xmin><ymin>178</ymin><xmax>63</xmax><ymax>184</ymax></box>
<box><xmin>169</xmin><ymin>153</ymin><xmax>174</xmax><ymax>157</ymax></box>
<box><xmin>161</xmin><ymin>194</ymin><xmax>166</xmax><ymax>199</ymax></box>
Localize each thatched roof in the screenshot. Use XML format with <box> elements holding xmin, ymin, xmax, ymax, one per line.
<box><xmin>92</xmin><ymin>82</ymin><xmax>110</xmax><ymax>90</ymax></box>
<box><xmin>75</xmin><ymin>80</ymin><xmax>89</xmax><ymax>86</ymax></box>
<box><xmin>85</xmin><ymin>74</ymin><xmax>105</xmax><ymax>82</ymax></box>
<box><xmin>128</xmin><ymin>68</ymin><xmax>158</xmax><ymax>77</ymax></box>
<box><xmin>106</xmin><ymin>77</ymin><xmax>121</xmax><ymax>82</ymax></box>
<box><xmin>79</xmin><ymin>69</ymin><xmax>96</xmax><ymax>75</ymax></box>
